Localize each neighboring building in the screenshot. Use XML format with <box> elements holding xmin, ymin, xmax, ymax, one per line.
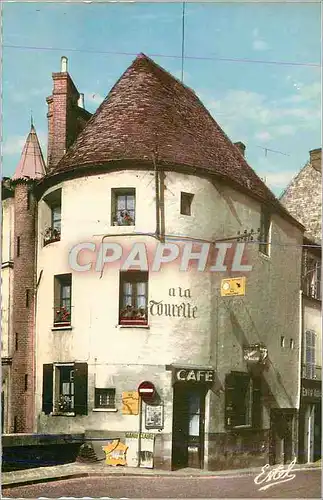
<box><xmin>2</xmin><ymin>54</ymin><xmax>305</xmax><ymax>471</ymax></box>
<box><xmin>281</xmin><ymin>148</ymin><xmax>322</xmax><ymax>463</ymax></box>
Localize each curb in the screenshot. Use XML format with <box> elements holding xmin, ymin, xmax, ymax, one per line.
<box><xmin>2</xmin><ymin>464</ymin><xmax>321</xmax><ymax>489</ymax></box>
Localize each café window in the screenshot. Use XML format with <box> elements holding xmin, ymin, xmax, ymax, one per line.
<box><xmin>304</xmin><ymin>330</ymin><xmax>316</xmax><ymax>379</ymax></box>
<box><xmin>180</xmin><ymin>192</ymin><xmax>194</xmax><ymax>216</ymax></box>
<box><xmin>111</xmin><ymin>188</ymin><xmax>135</xmax><ymax>226</ymax></box>
<box><xmin>42</xmin><ymin>363</ymin><xmax>88</xmax><ymax>416</ymax></box>
<box><xmin>259</xmin><ymin>206</ymin><xmax>271</xmax><ymax>256</ymax></box>
<box><xmin>119</xmin><ymin>271</ymin><xmax>148</xmax><ymax>325</ymax></box>
<box><xmin>54</xmin><ymin>274</ymin><xmax>72</xmax><ymax>327</ymax></box>
<box><xmin>94</xmin><ymin>388</ymin><xmax>116</xmax><ymax>409</ymax></box>
<box><xmin>225</xmin><ymin>372</ymin><xmax>261</xmax><ymax>428</ymax></box>
<box><xmin>43</xmin><ymin>189</ymin><xmax>62</xmax><ymax>246</ymax></box>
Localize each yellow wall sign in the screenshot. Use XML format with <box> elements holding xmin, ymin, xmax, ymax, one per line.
<box><xmin>122</xmin><ymin>391</ymin><xmax>139</xmax><ymax>415</ymax></box>
<box><xmin>221</xmin><ymin>277</ymin><xmax>246</xmax><ymax>296</ymax></box>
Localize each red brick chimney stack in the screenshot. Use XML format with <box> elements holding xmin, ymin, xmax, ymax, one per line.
<box><xmin>234</xmin><ymin>141</ymin><xmax>246</xmax><ymax>157</ymax></box>
<box><xmin>46</xmin><ymin>57</ymin><xmax>92</xmax><ymax>170</ymax></box>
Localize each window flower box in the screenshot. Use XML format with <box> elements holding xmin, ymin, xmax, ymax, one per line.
<box><xmin>113</xmin><ymin>211</ymin><xmax>134</xmax><ymax>227</ymax></box>
<box><xmin>44</xmin><ymin>227</ymin><xmax>61</xmax><ymax>246</ymax></box>
<box><xmin>119</xmin><ymin>305</ymin><xmax>147</xmax><ymax>326</ymax></box>
<box><xmin>56</xmin><ymin>394</ymin><xmax>73</xmax><ymax>413</ymax></box>
<box><xmin>54</xmin><ymin>305</ymin><xmax>71</xmax><ymax>327</ymax></box>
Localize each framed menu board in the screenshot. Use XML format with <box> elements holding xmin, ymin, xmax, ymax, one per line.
<box><xmin>145</xmin><ymin>403</ymin><xmax>164</xmax><ymax>429</ymax></box>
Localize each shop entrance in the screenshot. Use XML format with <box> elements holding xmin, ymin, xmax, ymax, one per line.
<box><xmin>171</xmin><ymin>384</ymin><xmax>206</xmax><ymax>470</ymax></box>
<box><xmin>1</xmin><ymin>391</ymin><xmax>4</xmax><ymax>433</ymax></box>
<box><xmin>270</xmin><ymin>409</ymin><xmax>295</xmax><ymax>464</ymax></box>
<box><xmin>313</xmin><ymin>402</ymin><xmax>321</xmax><ymax>462</ymax></box>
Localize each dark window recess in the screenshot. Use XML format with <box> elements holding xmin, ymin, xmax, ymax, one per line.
<box><xmin>27</xmin><ymin>191</ymin><xmax>32</xmax><ymax>210</ymax></box>
<box><xmin>26</xmin><ymin>289</ymin><xmax>30</xmax><ymax>308</ymax></box>
<box><xmin>43</xmin><ymin>189</ymin><xmax>62</xmax><ymax>246</ymax></box>
<box><xmin>13</xmin><ymin>416</ymin><xmax>18</xmax><ymax>433</ymax></box>
<box><xmin>42</xmin><ymin>362</ymin><xmax>88</xmax><ymax>416</ymax></box>
<box><xmin>111</xmin><ymin>188</ymin><xmax>135</xmax><ymax>226</ymax></box>
<box><xmin>95</xmin><ymin>388</ymin><xmax>116</xmax><ymax>409</ymax></box>
<box><xmin>225</xmin><ymin>372</ymin><xmax>261</xmax><ymax>428</ymax></box>
<box><xmin>16</xmin><ymin>236</ymin><xmax>21</xmax><ymax>257</ymax></box>
<box><xmin>259</xmin><ymin>206</ymin><xmax>271</xmax><ymax>255</ymax></box>
<box><xmin>53</xmin><ymin>274</ymin><xmax>72</xmax><ymax>326</ymax></box>
<box><xmin>180</xmin><ymin>192</ymin><xmax>194</xmax><ymax>216</ymax></box>
<box><xmin>15</xmin><ymin>332</ymin><xmax>18</xmax><ymax>351</ymax></box>
<box><xmin>24</xmin><ymin>374</ymin><xmax>28</xmax><ymax>391</ymax></box>
<box><xmin>119</xmin><ymin>271</ymin><xmax>148</xmax><ymax>325</ymax></box>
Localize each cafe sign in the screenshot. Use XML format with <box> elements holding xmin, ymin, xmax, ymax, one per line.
<box><xmin>172</xmin><ymin>367</ymin><xmax>215</xmax><ymax>384</ymax></box>
<box><xmin>301</xmin><ymin>379</ymin><xmax>321</xmax><ymax>401</ymax></box>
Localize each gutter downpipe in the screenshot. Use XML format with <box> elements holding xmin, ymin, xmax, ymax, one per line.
<box><xmin>297</xmin><ymin>289</ymin><xmax>303</xmax><ymax>462</ymax></box>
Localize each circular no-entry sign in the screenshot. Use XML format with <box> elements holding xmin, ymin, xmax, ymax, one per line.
<box><xmin>138</xmin><ymin>381</ymin><xmax>156</xmax><ymax>403</ymax></box>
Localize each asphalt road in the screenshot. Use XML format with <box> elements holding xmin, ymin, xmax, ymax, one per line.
<box><xmin>2</xmin><ymin>469</ymin><xmax>321</xmax><ymax>498</ymax></box>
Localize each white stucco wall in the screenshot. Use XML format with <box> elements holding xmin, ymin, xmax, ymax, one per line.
<box><xmin>1</xmin><ymin>198</ymin><xmax>14</xmax><ymax>358</ymax></box>
<box><xmin>35</xmin><ymin>169</ymin><xmax>303</xmax><ymax>434</ymax></box>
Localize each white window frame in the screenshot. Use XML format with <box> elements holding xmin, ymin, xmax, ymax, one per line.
<box><xmin>53</xmin><ymin>363</ymin><xmax>75</xmax><ymax>415</ymax></box>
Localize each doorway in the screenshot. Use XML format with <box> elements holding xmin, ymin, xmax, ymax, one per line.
<box><xmin>171</xmin><ymin>384</ymin><xmax>206</xmax><ymax>470</ymax></box>
<box><xmin>1</xmin><ymin>391</ymin><xmax>4</xmax><ymax>433</ymax></box>
<box><xmin>313</xmin><ymin>402</ymin><xmax>321</xmax><ymax>462</ymax></box>
<box><xmin>270</xmin><ymin>409</ymin><xmax>294</xmax><ymax>464</ymax></box>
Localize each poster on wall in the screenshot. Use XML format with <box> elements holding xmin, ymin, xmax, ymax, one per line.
<box><xmin>145</xmin><ymin>404</ymin><xmax>164</xmax><ymax>429</ymax></box>
<box><xmin>122</xmin><ymin>391</ymin><xmax>139</xmax><ymax>415</ymax></box>
<box><xmin>125</xmin><ymin>432</ymin><xmax>155</xmax><ymax>468</ymax></box>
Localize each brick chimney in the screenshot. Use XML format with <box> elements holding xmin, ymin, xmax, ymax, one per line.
<box><xmin>309</xmin><ymin>148</ymin><xmax>322</xmax><ymax>172</ymax></box>
<box><xmin>234</xmin><ymin>141</ymin><xmax>246</xmax><ymax>157</ymax></box>
<box><xmin>46</xmin><ymin>57</ymin><xmax>92</xmax><ymax>170</ymax></box>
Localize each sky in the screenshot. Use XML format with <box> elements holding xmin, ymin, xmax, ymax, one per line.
<box><xmin>2</xmin><ymin>1</ymin><xmax>322</xmax><ymax>197</ymax></box>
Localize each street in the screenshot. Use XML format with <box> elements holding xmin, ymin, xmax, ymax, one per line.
<box><xmin>2</xmin><ymin>469</ymin><xmax>321</xmax><ymax>498</ymax></box>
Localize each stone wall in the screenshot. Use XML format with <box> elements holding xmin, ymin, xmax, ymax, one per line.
<box><xmin>280</xmin><ymin>149</ymin><xmax>322</xmax><ymax>243</ymax></box>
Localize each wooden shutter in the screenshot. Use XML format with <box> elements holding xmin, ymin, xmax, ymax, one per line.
<box><xmin>224</xmin><ymin>373</ymin><xmax>235</xmax><ymax>428</ymax></box>
<box><xmin>74</xmin><ymin>363</ymin><xmax>88</xmax><ymax>415</ymax></box>
<box><xmin>42</xmin><ymin>364</ymin><xmax>53</xmax><ymax>414</ymax></box>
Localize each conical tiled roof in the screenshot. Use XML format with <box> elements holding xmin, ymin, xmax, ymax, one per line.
<box><xmin>12</xmin><ymin>124</ymin><xmax>46</xmax><ymax>180</ymax></box>
<box><xmin>50</xmin><ymin>54</ymin><xmax>302</xmax><ymax>225</ymax></box>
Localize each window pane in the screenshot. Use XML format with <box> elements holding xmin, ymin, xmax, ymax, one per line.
<box><xmin>52</xmin><ymin>206</ymin><xmax>61</xmax><ymax>220</ymax></box>
<box><xmin>137</xmin><ymin>282</ymin><xmax>146</xmax><ymax>296</ymax></box>
<box><xmin>61</xmin><ymin>285</ymin><xmax>71</xmax><ymax>299</ymax></box>
<box><xmin>189</xmin><ymin>414</ymin><xmax>200</xmax><ymax>436</ymax></box>
<box><xmin>137</xmin><ymin>296</ymin><xmax>146</xmax><ymax>308</ymax></box>
<box><xmin>117</xmin><ymin>196</ymin><xmax>126</xmax><ymax>209</ymax></box>
<box><xmin>62</xmin><ymin>382</ymin><xmax>70</xmax><ymax>394</ymax></box>
<box><xmin>126</xmin><ymin>196</ymin><xmax>135</xmax><ymax>210</ymax></box>
<box><xmin>123</xmin><ymin>282</ymin><xmax>132</xmax><ymax>295</ymax></box>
